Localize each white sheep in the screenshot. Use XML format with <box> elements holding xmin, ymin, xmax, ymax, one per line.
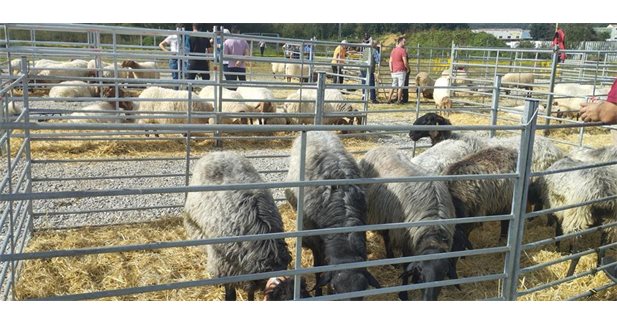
<box><xmin>552</xmin><ymin>83</ymin><xmax>612</xmax><ymax>120</ymax></box>
<box><xmin>198</xmin><ymin>86</ymin><xmax>254</xmax><ymax>124</ymax></box>
<box><xmin>120</xmin><ymin>60</ymin><xmax>160</xmax><ymax>80</ymax></box>
<box><xmin>433</xmin><ymin>76</ymin><xmax>453</xmax><ymax>116</ymax></box>
<box><xmin>33</xmin><ymin>59</ymin><xmax>90</xmax><ymax>81</ymax></box>
<box><xmin>87</xmin><ymin>60</ymin><xmax>133</xmax><ymax>79</ymax></box>
<box><xmin>359</xmin><ymin>146</ymin><xmax>458</xmax><ymax>300</ymax></box>
<box><xmin>136</xmin><ymin>86</ymin><xmax>213</xmax><ymax>128</ymax></box>
<box><xmin>501</xmin><ymin>72</ymin><xmax>534</xmax><ymax>95</ymax></box>
<box><xmin>236</xmin><ymin>87</ymin><xmax>275</xmax><ymax>124</ymax></box>
<box><xmin>285</xmin><ymin>89</ymin><xmax>360</xmax><ymax>126</ymax></box>
<box><xmin>68</xmin><ymin>102</ymin><xmax>129</xmax><ymax>124</ymax></box>
<box><xmin>49</xmin><ymin>80</ymin><xmax>100</xmax><ymax>99</ymax></box>
<box><xmin>271</xmin><ymin>62</ymin><xmax>286</xmax><ymax>79</ymax></box>
<box><xmin>284</xmin><ymin>63</ymin><xmax>311</xmax><ymax>82</ymax></box>
<box><xmin>184</xmin><ymin>151</ymin><xmax>298</xmax><ymax>301</ymax></box>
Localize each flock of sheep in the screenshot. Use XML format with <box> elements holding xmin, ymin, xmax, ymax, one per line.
<box><xmin>6</xmin><ymin>58</ymin><xmax>365</xmax><ymax>129</ymax></box>
<box><xmin>181</xmin><ymin>110</ymin><xmax>617</xmax><ymax>300</ymax></box>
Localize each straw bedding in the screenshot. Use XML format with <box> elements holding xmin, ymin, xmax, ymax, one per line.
<box><xmin>11</xmin><ymin>106</ymin><xmax>617</xmax><ymax>300</ymax></box>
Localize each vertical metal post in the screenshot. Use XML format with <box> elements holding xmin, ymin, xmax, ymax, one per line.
<box><xmin>543</xmin><ymin>50</ymin><xmax>560</xmax><ymax>136</ymax></box>
<box><xmin>489</xmin><ymin>74</ymin><xmax>502</xmax><ymax>138</ymax></box>
<box><xmin>21</xmin><ymin>57</ymin><xmax>34</xmax><ymax>236</ymax></box>
<box><xmin>314</xmin><ymin>72</ymin><xmax>326</xmax><ymax>126</ymax></box>
<box><xmin>416</xmin><ymin>43</ymin><xmax>420</xmax><ymax>74</ymax></box>
<box><xmin>213</xmin><ymin>26</ymin><xmax>223</xmax><ymax>148</ymax></box>
<box><xmin>185</xmin><ymin>83</ymin><xmax>193</xmax><ymax>199</ymax></box>
<box><xmin>293</xmin><ymin>131</ymin><xmax>307</xmax><ymax>300</ymax></box>
<box><xmin>502</xmin><ymin>99</ymin><xmax>538</xmax><ymax>301</ymax></box>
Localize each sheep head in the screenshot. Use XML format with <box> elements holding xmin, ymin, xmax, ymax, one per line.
<box><xmin>401</xmin><ymin>251</ymin><xmax>459</xmax><ymax>301</ymax></box>
<box><xmin>121</xmin><ymin>60</ymin><xmax>137</xmax><ymax>69</ymax></box>
<box><xmin>263</xmin><ymin>276</ymin><xmax>311</xmax><ymax>301</ymax></box>
<box><xmin>314</xmin><ymin>269</ymin><xmax>380</xmax><ymax>300</ymax></box>
<box><xmin>409</xmin><ymin>112</ymin><xmax>452</xmax><ymax>145</ymax></box>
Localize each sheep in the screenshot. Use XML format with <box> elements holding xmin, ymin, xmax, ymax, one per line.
<box><xmin>184</xmin><ymin>151</ymin><xmax>307</xmax><ymax>301</ymax></box>
<box><xmin>135</xmin><ymin>87</ymin><xmax>213</xmax><ymax>134</ymax></box>
<box><xmin>236</xmin><ymin>87</ymin><xmax>275</xmax><ymax>125</ymax></box>
<box><xmin>359</xmin><ymin>146</ymin><xmax>460</xmax><ymax>300</ymax></box>
<box><xmin>415</xmin><ymin>72</ymin><xmax>435</xmax><ymax>100</ymax></box>
<box><xmin>501</xmin><ymin>72</ymin><xmax>534</xmax><ymax>95</ymax></box>
<box><xmin>433</xmin><ymin>76</ymin><xmax>453</xmax><ymax>116</ymax></box>
<box><xmin>444</xmin><ymin>146</ymin><xmax>520</xmax><ymax>243</ymax></box>
<box><xmin>66</xmin><ymin>87</ymin><xmax>134</xmax><ymax>123</ymax></box>
<box><xmin>569</xmin><ymin>145</ymin><xmax>617</xmax><ymax>166</ymax></box>
<box><xmin>87</xmin><ymin>60</ymin><xmax>134</xmax><ymax>79</ymax></box>
<box><xmin>409</xmin><ymin>113</ymin><xmax>564</xmax><ymax>172</ymax></box>
<box><xmin>198</xmin><ymin>86</ymin><xmax>254</xmax><ymax>125</ymax></box>
<box><xmin>49</xmin><ymin>80</ymin><xmax>100</xmax><ymax>99</ymax></box>
<box><xmin>264</xmin><ymin>107</ymin><xmax>291</xmax><ymax>125</ymax></box>
<box><xmin>9</xmin><ymin>58</ymin><xmax>32</xmax><ymax>75</ymax></box>
<box><xmin>33</xmin><ymin>59</ymin><xmax>90</xmax><ymax>81</ymax></box>
<box><xmin>271</xmin><ymin>62</ymin><xmax>286</xmax><ymax>79</ymax></box>
<box><xmin>285</xmin><ymin>89</ymin><xmax>361</xmax><ymax>126</ymax></box>
<box><xmin>285</xmin><ymin>131</ymin><xmax>380</xmax><ymax>299</ymax></box>
<box><xmin>120</xmin><ymin>60</ymin><xmax>160</xmax><ymax>80</ymax></box>
<box><xmin>284</xmin><ymin>63</ymin><xmax>311</xmax><ymax>82</ymax></box>
<box><xmin>552</xmin><ymin>83</ymin><xmax>612</xmax><ymax>120</ymax></box>
<box><xmin>68</xmin><ymin>102</ymin><xmax>130</xmax><ymax>124</ymax></box>
<box><xmin>528</xmin><ymin>157</ymin><xmax>617</xmax><ymax>277</ymax></box>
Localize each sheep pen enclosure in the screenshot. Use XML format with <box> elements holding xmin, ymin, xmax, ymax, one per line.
<box><xmin>2</xmin><ymin>23</ymin><xmax>617</xmax><ymax>301</ymax></box>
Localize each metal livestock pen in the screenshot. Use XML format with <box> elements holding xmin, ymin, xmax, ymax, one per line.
<box><xmin>0</xmin><ymin>23</ymin><xmax>616</xmax><ymax>301</ymax></box>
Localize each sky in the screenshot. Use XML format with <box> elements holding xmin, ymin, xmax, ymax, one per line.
<box><xmin>1</xmin><ymin>0</ymin><xmax>615</xmax><ymax>24</ymax></box>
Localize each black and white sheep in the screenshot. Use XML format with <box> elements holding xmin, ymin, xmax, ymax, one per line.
<box><xmin>359</xmin><ymin>146</ymin><xmax>459</xmax><ymax>300</ymax></box>
<box><xmin>528</xmin><ymin>157</ymin><xmax>617</xmax><ymax>277</ymax></box>
<box><xmin>184</xmin><ymin>151</ymin><xmax>308</xmax><ymax>301</ymax></box>
<box><xmin>285</xmin><ymin>131</ymin><xmax>380</xmax><ymax>299</ymax></box>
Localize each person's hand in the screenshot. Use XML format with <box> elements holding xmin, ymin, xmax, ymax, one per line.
<box><xmin>235</xmin><ymin>60</ymin><xmax>242</xmax><ymax>66</ymax></box>
<box><xmin>579</xmin><ymin>101</ymin><xmax>602</xmax><ymax>122</ymax></box>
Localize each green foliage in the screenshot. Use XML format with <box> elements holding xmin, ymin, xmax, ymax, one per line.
<box><xmin>405</xmin><ymin>29</ymin><xmax>506</xmax><ymax>48</ymax></box>
<box><xmin>529</xmin><ymin>23</ymin><xmax>610</xmax><ymax>42</ymax></box>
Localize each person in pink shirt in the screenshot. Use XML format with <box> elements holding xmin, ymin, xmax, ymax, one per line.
<box><xmin>223</xmin><ymin>25</ymin><xmax>250</xmax><ymax>88</ymax></box>
<box><xmin>388</xmin><ymin>36</ymin><xmax>409</xmax><ymax>104</ymax></box>
<box><xmin>580</xmin><ymin>78</ymin><xmax>617</xmax><ymax>143</ymax></box>
<box><xmin>552</xmin><ymin>26</ymin><xmax>566</xmax><ymax>63</ymax></box>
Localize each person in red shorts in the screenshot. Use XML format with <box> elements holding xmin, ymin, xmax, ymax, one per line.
<box><xmin>580</xmin><ymin>78</ymin><xmax>617</xmax><ymax>143</ymax></box>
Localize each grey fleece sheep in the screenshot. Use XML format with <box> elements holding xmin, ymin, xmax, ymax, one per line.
<box><xmin>409</xmin><ymin>113</ymin><xmax>563</xmax><ymax>173</ymax></box>
<box><xmin>184</xmin><ymin>151</ymin><xmax>298</xmax><ymax>301</ymax></box>
<box><xmin>285</xmin><ymin>131</ymin><xmax>380</xmax><ymax>299</ymax></box>
<box><xmin>569</xmin><ymin>146</ymin><xmax>617</xmax><ymax>167</ymax></box>
<box><xmin>444</xmin><ymin>146</ymin><xmax>519</xmax><ymax>243</ymax></box>
<box><xmin>528</xmin><ymin>157</ymin><xmax>617</xmax><ymax>277</ymax></box>
<box><xmin>359</xmin><ymin>146</ymin><xmax>459</xmax><ymax>300</ymax></box>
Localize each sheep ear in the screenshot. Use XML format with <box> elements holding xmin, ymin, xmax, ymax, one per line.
<box><xmin>314</xmin><ymin>272</ymin><xmax>332</xmax><ymax>289</ymax></box>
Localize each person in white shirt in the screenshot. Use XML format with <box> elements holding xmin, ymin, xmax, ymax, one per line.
<box><xmin>159</xmin><ymin>23</ymin><xmax>186</xmax><ymax>80</ymax></box>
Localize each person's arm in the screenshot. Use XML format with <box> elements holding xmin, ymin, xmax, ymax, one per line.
<box><xmin>580</xmin><ymin>100</ymin><xmax>617</xmax><ymax>124</ymax></box>
<box><xmin>403</xmin><ymin>54</ymin><xmax>409</xmax><ymax>72</ymax></box>
<box><xmin>159</xmin><ymin>40</ymin><xmax>169</xmax><ymax>52</ymax></box>
<box><xmin>389</xmin><ymin>55</ymin><xmax>393</xmax><ymax>72</ymax></box>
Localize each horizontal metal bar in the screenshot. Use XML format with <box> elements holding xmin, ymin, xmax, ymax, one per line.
<box><xmin>520</xmin><ymin>241</ymin><xmax>617</xmax><ymax>275</ymax></box>
<box><xmin>30</xmin><ymin>248</ymin><xmax>506</xmax><ymax>301</ymax></box>
<box><xmin>1</xmin><ymin>216</ymin><xmax>510</xmax><ymax>262</ymax></box>
<box><xmin>526</xmin><ymin>194</ymin><xmax>617</xmax><ymax>220</ymax></box>
<box><xmin>522</xmin><ymin>221</ymin><xmax>617</xmax><ymax>251</ymax></box>
<box><xmin>33</xmin><ymin>173</ymin><xmax>186</xmax><ymax>182</ymax></box>
<box><xmin>1</xmin><ymin>173</ymin><xmax>519</xmax><ymax>202</ymax></box>
<box><xmin>32</xmin><ymin>204</ymin><xmax>183</xmax><ymax>217</ymax></box>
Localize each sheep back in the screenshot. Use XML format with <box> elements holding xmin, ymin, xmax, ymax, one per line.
<box><xmin>184</xmin><ymin>151</ymin><xmax>291</xmax><ymax>283</ymax></box>
<box><xmin>360</xmin><ymin>146</ymin><xmax>455</xmax><ymax>255</ymax></box>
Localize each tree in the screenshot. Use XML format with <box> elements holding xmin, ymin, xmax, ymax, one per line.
<box><xmin>529</xmin><ymin>23</ymin><xmax>554</xmax><ymax>40</ymax></box>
